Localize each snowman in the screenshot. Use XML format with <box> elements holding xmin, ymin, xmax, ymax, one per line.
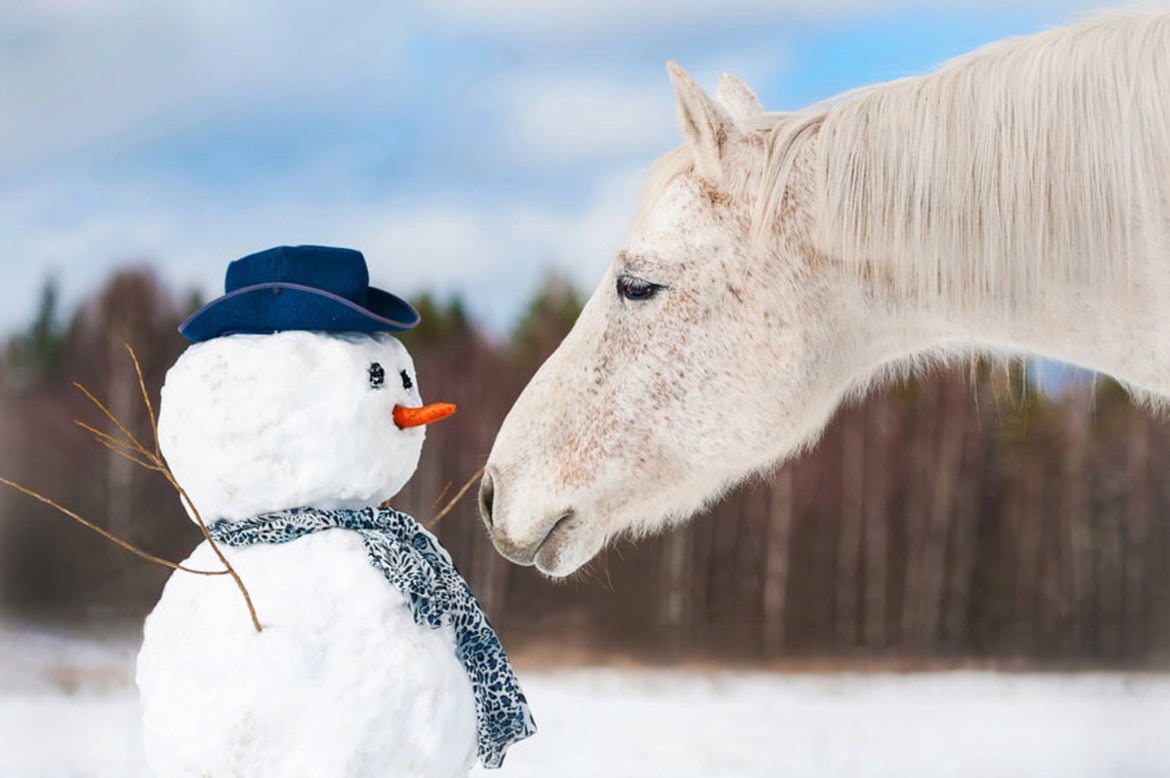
<box><xmin>136</xmin><ymin>245</ymin><xmax>534</xmax><ymax>777</ymax></box>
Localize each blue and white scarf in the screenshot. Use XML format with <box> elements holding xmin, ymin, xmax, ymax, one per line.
<box><xmin>208</xmin><ymin>506</ymin><xmax>536</xmax><ymax>769</ymax></box>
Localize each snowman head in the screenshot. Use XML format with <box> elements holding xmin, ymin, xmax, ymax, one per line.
<box><xmin>157</xmin><ymin>330</ymin><xmax>448</xmax><ymax>522</ymax></box>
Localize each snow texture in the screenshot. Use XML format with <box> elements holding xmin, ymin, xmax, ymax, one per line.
<box><xmin>2</xmin><ymin>627</ymin><xmax>1166</xmax><ymax>778</ymax></box>
<box><xmin>157</xmin><ymin>331</ymin><xmax>427</xmax><ymax>523</ymax></box>
<box><xmin>137</xmin><ymin>532</ymin><xmax>477</xmax><ymax>777</ymax></box>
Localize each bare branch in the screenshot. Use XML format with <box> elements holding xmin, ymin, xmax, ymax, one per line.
<box><xmin>73</xmin><ymin>382</ymin><xmax>148</xmax><ymax>454</ymax></box>
<box><xmin>125</xmin><ymin>343</ymin><xmax>161</xmax><ymax>459</ymax></box>
<box><xmin>0</xmin><ymin>477</ymin><xmax>228</xmax><ymax>576</ymax></box>
<box><xmin>168</xmin><ymin>474</ymin><xmax>263</xmax><ymax>632</ymax></box>
<box><xmin>424</xmin><ymin>481</ymin><xmax>453</xmax><ymax>522</ymax></box>
<box><xmin>92</xmin><ymin>436</ymin><xmax>161</xmax><ymax>472</ymax></box>
<box><xmin>427</xmin><ymin>465</ymin><xmax>485</xmax><ymax>528</ymax></box>
<box><xmin>74</xmin><ymin>420</ymin><xmax>153</xmax><ymax>463</ymax></box>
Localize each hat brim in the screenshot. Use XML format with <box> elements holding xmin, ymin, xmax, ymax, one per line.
<box><xmin>179</xmin><ymin>282</ymin><xmax>420</xmax><ymax>342</ymax></box>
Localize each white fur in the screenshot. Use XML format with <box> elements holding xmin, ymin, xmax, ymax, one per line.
<box><xmin>484</xmin><ymin>9</ymin><xmax>1170</xmax><ymax>577</ymax></box>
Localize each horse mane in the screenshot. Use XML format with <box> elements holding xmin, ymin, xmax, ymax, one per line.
<box><xmin>808</xmin><ymin>9</ymin><xmax>1170</xmax><ymax>311</ymax></box>
<box><xmin>652</xmin><ymin>10</ymin><xmax>1170</xmax><ymax>315</ymax></box>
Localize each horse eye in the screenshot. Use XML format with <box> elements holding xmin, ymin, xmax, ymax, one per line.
<box><xmin>400</xmin><ymin>370</ymin><xmax>413</xmax><ymax>390</ymax></box>
<box><xmin>368</xmin><ymin>363</ymin><xmax>385</xmax><ymax>388</ymax></box>
<box><xmin>617</xmin><ymin>275</ymin><xmax>661</xmax><ymax>301</ymax></box>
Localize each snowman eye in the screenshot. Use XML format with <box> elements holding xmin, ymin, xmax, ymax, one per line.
<box><xmin>368</xmin><ymin>363</ymin><xmax>385</xmax><ymax>388</ymax></box>
<box><xmin>400</xmin><ymin>370</ymin><xmax>413</xmax><ymax>391</ymax></box>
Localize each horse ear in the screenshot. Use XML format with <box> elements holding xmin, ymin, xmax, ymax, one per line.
<box><xmin>667</xmin><ymin>61</ymin><xmax>743</xmax><ymax>183</ymax></box>
<box><xmin>714</xmin><ymin>73</ymin><xmax>763</xmax><ymax>121</ymax></box>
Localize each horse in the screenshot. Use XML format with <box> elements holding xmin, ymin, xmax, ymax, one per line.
<box><xmin>480</xmin><ymin>10</ymin><xmax>1170</xmax><ymax>577</ymax></box>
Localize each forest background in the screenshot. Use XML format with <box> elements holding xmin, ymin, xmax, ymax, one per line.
<box><xmin>2</xmin><ymin>267</ymin><xmax>1166</xmax><ymax>668</ymax></box>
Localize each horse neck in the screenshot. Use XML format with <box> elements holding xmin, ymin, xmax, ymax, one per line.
<box><xmin>871</xmin><ymin>257</ymin><xmax>1169</xmax><ymax>397</ymax></box>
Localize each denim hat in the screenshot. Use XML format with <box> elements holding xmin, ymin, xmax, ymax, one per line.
<box><xmin>179</xmin><ymin>245</ymin><xmax>420</xmax><ymax>342</ymax></box>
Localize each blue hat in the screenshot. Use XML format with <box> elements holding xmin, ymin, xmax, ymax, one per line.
<box><xmin>179</xmin><ymin>245</ymin><xmax>420</xmax><ymax>342</ymax></box>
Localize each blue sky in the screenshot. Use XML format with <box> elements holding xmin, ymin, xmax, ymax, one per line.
<box><xmin>1</xmin><ymin>0</ymin><xmax>1107</xmax><ymax>338</ymax></box>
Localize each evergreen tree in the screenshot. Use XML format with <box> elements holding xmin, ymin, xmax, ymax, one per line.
<box><xmin>399</xmin><ymin>292</ymin><xmax>472</xmax><ymax>349</ymax></box>
<box><xmin>2</xmin><ymin>277</ymin><xmax>70</xmax><ymax>387</ymax></box>
<box><xmin>509</xmin><ymin>274</ymin><xmax>584</xmax><ymax>366</ymax></box>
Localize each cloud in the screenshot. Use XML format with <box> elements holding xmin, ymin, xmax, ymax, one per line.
<box><xmin>496</xmin><ymin>47</ymin><xmax>785</xmax><ymax>168</ymax></box>
<box><xmin>0</xmin><ymin>2</ymin><xmax>416</xmax><ymax>174</ymax></box>
<box><xmin>428</xmin><ymin>0</ymin><xmax>860</xmax><ymax>37</ymax></box>
<box><xmin>426</xmin><ymin>0</ymin><xmax>1104</xmax><ymax>38</ymax></box>
<box><xmin>354</xmin><ymin>167</ymin><xmax>646</xmax><ymax>333</ymax></box>
<box><xmin>0</xmin><ymin>161</ymin><xmax>647</xmax><ymax>339</ymax></box>
<box><xmin>501</xmin><ymin>75</ymin><xmax>678</xmax><ymax>166</ymax></box>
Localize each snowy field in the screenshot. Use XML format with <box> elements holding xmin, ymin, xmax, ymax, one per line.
<box><xmin>1</xmin><ymin>626</ymin><xmax>1166</xmax><ymax>778</ymax></box>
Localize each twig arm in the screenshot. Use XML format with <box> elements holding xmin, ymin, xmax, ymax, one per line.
<box><xmin>0</xmin><ymin>478</ymin><xmax>228</xmax><ymax>576</ymax></box>
<box><xmin>426</xmin><ymin>465</ymin><xmax>486</xmax><ymax>528</ymax></box>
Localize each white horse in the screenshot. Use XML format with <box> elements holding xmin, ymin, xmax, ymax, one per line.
<box><xmin>481</xmin><ymin>10</ymin><xmax>1170</xmax><ymax>577</ymax></box>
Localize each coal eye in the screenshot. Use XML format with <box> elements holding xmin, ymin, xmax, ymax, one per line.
<box><xmin>617</xmin><ymin>275</ymin><xmax>661</xmax><ymax>301</ymax></box>
<box><xmin>400</xmin><ymin>370</ymin><xmax>413</xmax><ymax>390</ymax></box>
<box><xmin>368</xmin><ymin>363</ymin><xmax>385</xmax><ymax>388</ymax></box>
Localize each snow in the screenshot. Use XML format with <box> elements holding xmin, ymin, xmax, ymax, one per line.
<box><xmin>138</xmin><ymin>533</ymin><xmax>476</xmax><ymax>778</ymax></box>
<box><xmin>0</xmin><ymin>626</ymin><xmax>148</xmax><ymax>777</ymax></box>
<box><xmin>2</xmin><ymin>626</ymin><xmax>1166</xmax><ymax>778</ymax></box>
<box><xmin>491</xmin><ymin>668</ymin><xmax>1168</xmax><ymax>778</ymax></box>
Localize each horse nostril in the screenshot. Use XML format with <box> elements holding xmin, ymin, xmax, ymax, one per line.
<box><xmin>478</xmin><ymin>471</ymin><xmax>495</xmax><ymax>528</ymax></box>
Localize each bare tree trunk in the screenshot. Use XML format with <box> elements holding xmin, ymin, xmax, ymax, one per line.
<box><xmin>1013</xmin><ymin>450</ymin><xmax>1044</xmax><ymax>656</ymax></box>
<box><xmin>660</xmin><ymin>522</ymin><xmax>694</xmax><ymax>659</ymax></box>
<box><xmin>836</xmin><ymin>409</ymin><xmax>865</xmax><ymax>647</ymax></box>
<box><xmin>1123</xmin><ymin>408</ymin><xmax>1151</xmax><ymax>657</ymax></box>
<box><xmin>1060</xmin><ymin>385</ymin><xmax>1093</xmax><ymax>653</ymax></box>
<box><xmin>690</xmin><ymin>512</ymin><xmax>715</xmax><ymax>652</ymax></box>
<box><xmin>734</xmin><ymin>488</ymin><xmax>766</xmax><ymax>655</ymax></box>
<box><xmin>761</xmin><ymin>467</ymin><xmax>794</xmax><ymax>655</ymax></box>
<box><xmin>901</xmin><ymin>382</ymin><xmax>935</xmax><ymax>653</ymax></box>
<box><xmin>863</xmin><ymin>400</ymin><xmax>892</xmax><ymax>648</ymax></box>
<box><xmin>706</xmin><ymin>499</ymin><xmax>742</xmax><ymax>648</ymax></box>
<box><xmin>104</xmin><ymin>363</ymin><xmax>136</xmax><ymax>541</ymax></box>
<box><xmin>916</xmin><ymin>379</ymin><xmax>965</xmax><ymax>653</ymax></box>
<box><xmin>1096</xmin><ymin>500</ymin><xmax>1124</xmax><ymax>659</ymax></box>
<box><xmin>943</xmin><ymin>395</ymin><xmax>982</xmax><ymax>647</ymax></box>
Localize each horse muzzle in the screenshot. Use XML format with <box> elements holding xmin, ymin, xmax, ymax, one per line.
<box><xmin>479</xmin><ymin>468</ymin><xmax>588</xmax><ymax>574</ymax></box>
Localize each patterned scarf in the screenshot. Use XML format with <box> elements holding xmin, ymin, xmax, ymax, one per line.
<box><xmin>208</xmin><ymin>506</ymin><xmax>536</xmax><ymax>769</ymax></box>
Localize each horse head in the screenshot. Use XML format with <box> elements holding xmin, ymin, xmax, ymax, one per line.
<box><xmin>482</xmin><ymin>14</ymin><xmax>1170</xmax><ymax>576</ymax></box>
<box><xmin>480</xmin><ymin>65</ymin><xmax>885</xmax><ymax>576</ymax></box>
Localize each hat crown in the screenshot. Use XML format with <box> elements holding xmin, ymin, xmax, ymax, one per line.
<box><xmin>226</xmin><ymin>245</ymin><xmax>369</xmax><ymax>305</ymax></box>
<box><xmin>179</xmin><ymin>244</ymin><xmax>418</xmax><ymax>342</ymax></box>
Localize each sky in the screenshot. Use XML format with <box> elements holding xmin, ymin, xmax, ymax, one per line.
<box><xmin>0</xmin><ymin>0</ymin><xmax>1113</xmax><ymax>339</ymax></box>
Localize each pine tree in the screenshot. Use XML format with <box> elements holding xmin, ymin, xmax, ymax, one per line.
<box><xmin>509</xmin><ymin>274</ymin><xmax>584</xmax><ymax>367</ymax></box>
<box><xmin>2</xmin><ymin>277</ymin><xmax>71</xmax><ymax>387</ymax></box>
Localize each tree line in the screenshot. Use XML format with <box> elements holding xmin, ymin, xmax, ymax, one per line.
<box><xmin>1</xmin><ymin>267</ymin><xmax>1167</xmax><ymax>666</ymax></box>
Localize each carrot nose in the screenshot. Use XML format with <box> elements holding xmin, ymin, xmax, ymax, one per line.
<box><xmin>393</xmin><ymin>403</ymin><xmax>457</xmax><ymax>429</ymax></box>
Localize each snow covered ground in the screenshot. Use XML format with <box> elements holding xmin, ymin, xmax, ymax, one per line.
<box><xmin>1</xmin><ymin>625</ymin><xmax>1166</xmax><ymax>778</ymax></box>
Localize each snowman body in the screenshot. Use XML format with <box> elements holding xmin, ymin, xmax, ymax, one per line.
<box><xmin>137</xmin><ymin>331</ymin><xmax>478</xmax><ymax>778</ymax></box>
